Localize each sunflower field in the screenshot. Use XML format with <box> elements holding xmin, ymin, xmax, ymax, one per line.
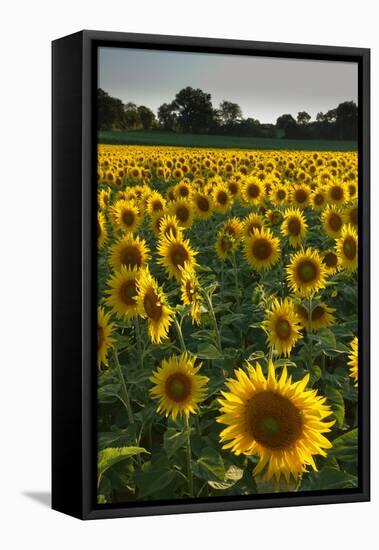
<box><xmin>97</xmin><ymin>144</ymin><xmax>359</xmax><ymax>504</ymax></box>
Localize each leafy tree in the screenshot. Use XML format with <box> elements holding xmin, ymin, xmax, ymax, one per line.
<box><xmin>172</xmin><ymin>87</ymin><xmax>215</xmax><ymax>133</ymax></box>
<box><xmin>137</xmin><ymin>105</ymin><xmax>156</xmax><ymax>130</ymax></box>
<box><xmin>158</xmin><ymin>102</ymin><xmax>177</xmax><ymax>131</ymax></box>
<box><xmin>297</xmin><ymin>111</ymin><xmax>311</xmax><ymax>125</ymax></box>
<box><xmin>276</xmin><ymin>114</ymin><xmax>298</xmax><ymax>138</ymax></box>
<box><xmin>335</xmin><ymin>101</ymin><xmax>358</xmax><ymax>139</ymax></box>
<box><xmin>219</xmin><ymin>100</ymin><xmax>242</xmax><ymax>125</ymax></box>
<box><xmin>97</xmin><ymin>88</ymin><xmax>125</xmax><ymax>130</ymax></box>
<box><xmin>124</xmin><ymin>102</ymin><xmax>139</xmax><ymax>129</ymax></box>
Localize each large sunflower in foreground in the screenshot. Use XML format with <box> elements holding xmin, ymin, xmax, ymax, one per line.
<box><xmin>179</xmin><ymin>262</ymin><xmax>202</xmax><ymax>325</ymax></box>
<box><xmin>217</xmin><ymin>361</ymin><xmax>334</xmax><ymax>482</ymax></box>
<box><xmin>97</xmin><ymin>307</ymin><xmax>115</xmax><ymax>369</ymax></box>
<box><xmin>262</xmin><ymin>298</ymin><xmax>303</xmax><ymax>356</ymax></box>
<box><xmin>150</xmin><ymin>353</ymin><xmax>209</xmax><ymax>420</ymax></box>
<box><xmin>286</xmin><ymin>247</ymin><xmax>327</xmax><ymax>297</ymax></box>
<box><xmin>336</xmin><ymin>224</ymin><xmax>358</xmax><ymax>272</ymax></box>
<box><xmin>348</xmin><ymin>336</ymin><xmax>358</xmax><ymax>387</ymax></box>
<box><xmin>243</xmin><ymin>227</ymin><xmax>280</xmax><ymax>271</ymax></box>
<box><xmin>281</xmin><ymin>208</ymin><xmax>308</xmax><ymax>248</ymax></box>
<box><xmin>105</xmin><ymin>266</ymin><xmax>140</xmax><ymax>319</ymax></box>
<box><xmin>157</xmin><ymin>233</ymin><xmax>197</xmax><ymax>281</ymax></box>
<box><xmin>108</xmin><ymin>234</ymin><xmax>150</xmax><ymax>272</ymax></box>
<box><xmin>136</xmin><ymin>268</ymin><xmax>173</xmax><ymax>344</ymax></box>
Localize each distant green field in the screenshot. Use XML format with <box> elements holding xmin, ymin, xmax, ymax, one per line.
<box><xmin>98</xmin><ymin>130</ymin><xmax>357</xmax><ymax>152</ymax></box>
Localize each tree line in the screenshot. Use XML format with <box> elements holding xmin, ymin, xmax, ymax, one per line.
<box><xmin>97</xmin><ymin>87</ymin><xmax>358</xmax><ymax>140</ymax></box>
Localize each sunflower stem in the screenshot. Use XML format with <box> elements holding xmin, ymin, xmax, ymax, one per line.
<box><xmin>113</xmin><ymin>347</ymin><xmax>142</xmax><ymax>467</ymax></box>
<box><xmin>185</xmin><ymin>416</ymin><xmax>194</xmax><ymax>498</ymax></box>
<box><xmin>205</xmin><ymin>291</ymin><xmax>222</xmax><ymax>352</ymax></box>
<box><xmin>231</xmin><ymin>251</ymin><xmax>240</xmax><ymax>307</ymax></box>
<box><xmin>173</xmin><ymin>314</ymin><xmax>187</xmax><ymax>352</ymax></box>
<box><xmin>134</xmin><ymin>316</ymin><xmax>144</xmax><ymax>369</ymax></box>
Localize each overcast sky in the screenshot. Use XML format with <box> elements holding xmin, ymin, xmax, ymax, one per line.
<box><xmin>98</xmin><ymin>47</ymin><xmax>358</xmax><ymax>124</ymax></box>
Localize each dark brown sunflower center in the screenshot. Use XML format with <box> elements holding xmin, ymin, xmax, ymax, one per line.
<box><xmin>165</xmin><ymin>372</ymin><xmax>191</xmax><ymax>402</ymax></box>
<box><xmin>228</xmin><ymin>183</ymin><xmax>238</xmax><ymax>195</ymax></box>
<box><xmin>152</xmin><ymin>200</ymin><xmax>163</xmax><ymax>212</ymax></box>
<box><xmin>196</xmin><ymin>196</ymin><xmax>210</xmax><ymax>212</ymax></box>
<box><xmin>314</xmin><ymin>193</ymin><xmax>324</xmax><ymax>205</ymax></box>
<box><xmin>295</xmin><ymin>304</ymin><xmax>308</xmax><ymax>322</ymax></box>
<box><xmin>295</xmin><ymin>189</ymin><xmax>307</xmax><ymax>203</ymax></box>
<box><xmin>252</xmin><ymin>238</ymin><xmax>272</xmax><ymax>260</ymax></box>
<box><xmin>277</xmin><ymin>189</ymin><xmax>286</xmax><ymax>200</ymax></box>
<box><xmin>176</xmin><ymin>205</ymin><xmax>190</xmax><ymax>222</ymax></box>
<box><xmin>343</xmin><ymin>236</ymin><xmax>357</xmax><ymax>260</ymax></box>
<box><xmin>287</xmin><ymin>217</ymin><xmax>301</xmax><ymax>236</ymax></box>
<box><xmin>331</xmin><ymin>186</ymin><xmax>343</xmax><ymax>201</ymax></box>
<box><xmin>170</xmin><ymin>243</ymin><xmax>189</xmax><ymax>268</ymax></box>
<box><xmin>328</xmin><ymin>213</ymin><xmax>342</xmax><ymax>231</ymax></box>
<box><xmin>119</xmin><ymin>280</ymin><xmax>138</xmax><ymax>306</ymax></box>
<box><xmin>179</xmin><ymin>186</ymin><xmax>189</xmax><ymax>197</ymax></box>
<box><xmin>349</xmin><ymin>207</ymin><xmax>358</xmax><ymax>225</ymax></box>
<box><xmin>120</xmin><ymin>245</ymin><xmax>142</xmax><ymax>268</ymax></box>
<box><xmin>143</xmin><ymin>289</ymin><xmax>162</xmax><ymax>321</ymax></box>
<box><xmin>248</xmin><ymin>184</ymin><xmax>260</xmax><ymax>198</ymax></box>
<box><xmin>246</xmin><ymin>391</ymin><xmax>303</xmax><ymax>449</ymax></box>
<box><xmin>217</xmin><ymin>191</ymin><xmax>228</xmax><ymax>205</ymax></box>
<box><xmin>297</xmin><ymin>260</ymin><xmax>317</xmax><ymax>283</ymax></box>
<box><xmin>348</xmin><ymin>184</ymin><xmax>357</xmax><ymax>196</ymax></box>
<box><xmin>275</xmin><ymin>318</ymin><xmax>292</xmax><ymax>340</ymax></box>
<box><xmin>122</xmin><ymin>210</ymin><xmax>135</xmax><ymax>226</ymax></box>
<box><xmin>322</xmin><ymin>252</ymin><xmax>338</xmax><ymax>268</ymax></box>
<box><xmin>311</xmin><ymin>305</ymin><xmax>325</xmax><ymax>321</ymax></box>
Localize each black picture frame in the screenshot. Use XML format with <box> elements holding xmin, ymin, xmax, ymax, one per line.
<box><xmin>52</xmin><ymin>30</ymin><xmax>370</xmax><ymax>520</ymax></box>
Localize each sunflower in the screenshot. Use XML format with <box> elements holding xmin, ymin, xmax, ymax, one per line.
<box><xmin>158</xmin><ymin>214</ymin><xmax>183</xmax><ymax>240</ymax></box>
<box><xmin>136</xmin><ymin>268</ymin><xmax>173</xmax><ymax>344</ymax></box>
<box><xmin>157</xmin><ymin>234</ymin><xmax>197</xmax><ymax>281</ymax></box>
<box><xmin>150</xmin><ymin>353</ymin><xmax>209</xmax><ymax>420</ymax></box>
<box><xmin>192</xmin><ymin>192</ymin><xmax>213</xmax><ymax>220</ymax></box>
<box><xmin>348</xmin><ymin>336</ymin><xmax>358</xmax><ymax>386</ymax></box>
<box><xmin>98</xmin><ymin>188</ymin><xmax>111</xmax><ymax>211</ymax></box>
<box><xmin>241</xmin><ymin>177</ymin><xmax>264</xmax><ymax>206</ymax></box>
<box><xmin>281</xmin><ymin>208</ymin><xmax>308</xmax><ymax>248</ymax></box>
<box><xmin>262</xmin><ymin>298</ymin><xmax>303</xmax><ymax>356</ymax></box>
<box><xmin>326</xmin><ymin>180</ymin><xmax>348</xmax><ymax>205</ymax></box>
<box><xmin>243</xmin><ymin>227</ymin><xmax>280</xmax><ymax>271</ymax></box>
<box><xmin>322</xmin><ymin>206</ymin><xmax>345</xmax><ymax>239</ymax></box>
<box><xmin>344</xmin><ymin>203</ymin><xmax>358</xmax><ymax>229</ymax></box>
<box><xmin>290</xmin><ymin>184</ymin><xmax>311</xmax><ymax>208</ymax></box>
<box><xmin>269</xmin><ymin>183</ymin><xmax>288</xmax><ymax>206</ymax></box>
<box><xmin>217</xmin><ymin>361</ymin><xmax>334</xmax><ymax>482</ymax></box>
<box><xmin>242</xmin><ymin>212</ymin><xmax>265</xmax><ymax>238</ymax></box>
<box><xmin>321</xmin><ymin>250</ymin><xmax>339</xmax><ymax>275</ymax></box>
<box><xmin>212</xmin><ymin>183</ymin><xmax>233</xmax><ymax>214</ymax></box>
<box><xmin>97</xmin><ymin>211</ymin><xmax>107</xmax><ymax>249</ymax></box>
<box><xmin>215</xmin><ymin>218</ymin><xmax>242</xmax><ymax>261</ymax></box>
<box><xmin>108</xmin><ymin>234</ymin><xmax>150</xmax><ymax>272</ymax></box>
<box><xmin>146</xmin><ymin>191</ymin><xmax>166</xmax><ymax>216</ymax></box>
<box><xmin>336</xmin><ymin>224</ymin><xmax>358</xmax><ymax>272</ymax></box>
<box><xmin>286</xmin><ymin>248</ymin><xmax>327</xmax><ymax>297</ymax></box>
<box><xmin>175</xmin><ymin>180</ymin><xmax>192</xmax><ymax>199</ymax></box>
<box><xmin>309</xmin><ymin>302</ymin><xmax>336</xmax><ymax>331</ymax></box>
<box><xmin>265</xmin><ymin>209</ymin><xmax>283</xmax><ymax>227</ymax></box>
<box><xmin>105</xmin><ymin>266</ymin><xmax>140</xmax><ymax>319</ymax></box>
<box><xmin>112</xmin><ymin>200</ymin><xmax>141</xmax><ymax>234</ymax></box>
<box><xmin>169</xmin><ymin>198</ymin><xmax>194</xmax><ymax>229</ymax></box>
<box><xmin>310</xmin><ymin>189</ymin><xmax>327</xmax><ymax>210</ymax></box>
<box><xmin>179</xmin><ymin>262</ymin><xmax>202</xmax><ymax>325</ymax></box>
<box><xmin>97</xmin><ymin>307</ymin><xmax>115</xmax><ymax>369</ymax></box>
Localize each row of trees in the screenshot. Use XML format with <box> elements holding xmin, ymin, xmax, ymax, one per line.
<box><xmin>97</xmin><ymin>87</ymin><xmax>358</xmax><ymax>140</ymax></box>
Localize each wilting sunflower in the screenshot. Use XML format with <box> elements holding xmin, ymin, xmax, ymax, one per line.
<box><xmin>157</xmin><ymin>233</ymin><xmax>197</xmax><ymax>281</ymax></box>
<box><xmin>326</xmin><ymin>180</ymin><xmax>348</xmax><ymax>205</ymax></box>
<box><xmin>97</xmin><ymin>307</ymin><xmax>115</xmax><ymax>369</ymax></box>
<box><xmin>336</xmin><ymin>224</ymin><xmax>358</xmax><ymax>272</ymax></box>
<box><xmin>136</xmin><ymin>268</ymin><xmax>173</xmax><ymax>344</ymax></box>
<box><xmin>212</xmin><ymin>183</ymin><xmax>233</xmax><ymax>214</ymax></box>
<box><xmin>241</xmin><ymin>177</ymin><xmax>264</xmax><ymax>206</ymax></box>
<box><xmin>321</xmin><ymin>250</ymin><xmax>339</xmax><ymax>275</ymax></box>
<box><xmin>217</xmin><ymin>361</ymin><xmax>334</xmax><ymax>482</ymax></box>
<box><xmin>243</xmin><ymin>227</ymin><xmax>280</xmax><ymax>271</ymax></box>
<box><xmin>112</xmin><ymin>200</ymin><xmax>141</xmax><ymax>234</ymax></box>
<box><xmin>97</xmin><ymin>211</ymin><xmax>107</xmax><ymax>249</ymax></box>
<box><xmin>290</xmin><ymin>184</ymin><xmax>311</xmax><ymax>208</ymax></box>
<box><xmin>348</xmin><ymin>336</ymin><xmax>358</xmax><ymax>386</ymax></box>
<box><xmin>322</xmin><ymin>206</ymin><xmax>345</xmax><ymax>239</ymax></box>
<box><xmin>192</xmin><ymin>192</ymin><xmax>213</xmax><ymax>220</ymax></box>
<box><xmin>286</xmin><ymin>248</ymin><xmax>327</xmax><ymax>297</ymax></box>
<box><xmin>169</xmin><ymin>198</ymin><xmax>194</xmax><ymax>229</ymax></box>
<box><xmin>281</xmin><ymin>208</ymin><xmax>308</xmax><ymax>248</ymax></box>
<box><xmin>242</xmin><ymin>212</ymin><xmax>265</xmax><ymax>238</ymax></box>
<box><xmin>109</xmin><ymin>234</ymin><xmax>150</xmax><ymax>272</ymax></box>
<box><xmin>262</xmin><ymin>298</ymin><xmax>303</xmax><ymax>356</ymax></box>
<box><xmin>179</xmin><ymin>262</ymin><xmax>202</xmax><ymax>325</ymax></box>
<box><xmin>150</xmin><ymin>353</ymin><xmax>208</xmax><ymax>420</ymax></box>
<box><xmin>105</xmin><ymin>266</ymin><xmax>140</xmax><ymax>319</ymax></box>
